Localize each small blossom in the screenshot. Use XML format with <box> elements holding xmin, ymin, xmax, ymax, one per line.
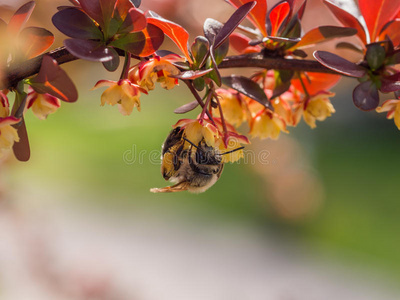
<box><xmin>214</xmin><ymin>120</ymin><xmax>250</xmax><ymax>163</ymax></box>
<box><xmin>376</xmin><ymin>99</ymin><xmax>400</xmax><ymax>130</ymax></box>
<box><xmin>93</xmin><ymin>79</ymin><xmax>146</xmax><ymax>116</ymax></box>
<box><xmin>213</xmin><ymin>89</ymin><xmax>247</xmax><ymax>127</ymax></box>
<box><xmin>0</xmin><ymin>116</ymin><xmax>20</xmax><ymax>156</ymax></box>
<box><xmin>174</xmin><ymin>118</ymin><xmax>219</xmax><ymax>147</ymax></box>
<box><xmin>293</xmin><ymin>92</ymin><xmax>335</xmax><ymax>128</ymax></box>
<box><xmin>249</xmin><ymin>109</ymin><xmax>288</xmax><ymax>140</ymax></box>
<box><xmin>129</xmin><ymin>54</ymin><xmax>183</xmax><ymax>91</ymax></box>
<box><xmin>27</xmin><ymin>89</ymin><xmax>61</xmax><ymax>120</ymax></box>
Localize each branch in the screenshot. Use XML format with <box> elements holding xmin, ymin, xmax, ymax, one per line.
<box><xmin>218</xmin><ymin>53</ymin><xmax>344</xmax><ymax>75</ymax></box>
<box><xmin>3</xmin><ymin>48</ymin><xmax>345</xmax><ymax>90</ymax></box>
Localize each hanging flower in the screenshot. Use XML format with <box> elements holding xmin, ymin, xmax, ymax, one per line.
<box><xmin>173</xmin><ymin>118</ymin><xmax>219</xmax><ymax>147</ymax></box>
<box><xmin>213</xmin><ymin>119</ymin><xmax>250</xmax><ymax>163</ymax></box>
<box><xmin>129</xmin><ymin>54</ymin><xmax>183</xmax><ymax>91</ymax></box>
<box><xmin>249</xmin><ymin>108</ymin><xmax>288</xmax><ymax>140</ymax></box>
<box><xmin>376</xmin><ymin>99</ymin><xmax>400</xmax><ymax>130</ymax></box>
<box><xmin>293</xmin><ymin>91</ymin><xmax>335</xmax><ymax>128</ymax></box>
<box><xmin>93</xmin><ymin>79</ymin><xmax>146</xmax><ymax>116</ymax></box>
<box><xmin>0</xmin><ymin>116</ymin><xmax>20</xmax><ymax>156</ymax></box>
<box><xmin>26</xmin><ymin>89</ymin><xmax>61</xmax><ymax>120</ymax></box>
<box><xmin>213</xmin><ymin>89</ymin><xmax>247</xmax><ymax>127</ymax></box>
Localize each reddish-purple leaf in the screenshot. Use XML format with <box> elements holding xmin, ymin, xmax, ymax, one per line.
<box><xmin>52</xmin><ymin>7</ymin><xmax>103</xmax><ymax>40</ymax></box>
<box><xmin>314</xmin><ymin>50</ymin><xmax>367</xmax><ymax>78</ymax></box>
<box><xmin>380</xmin><ymin>73</ymin><xmax>400</xmax><ymax>93</ymax></box>
<box><xmin>359</xmin><ymin>0</ymin><xmax>400</xmax><ymax>42</ymax></box>
<box><xmin>147</xmin><ymin>12</ymin><xmax>191</xmax><ymax>63</ymax></box>
<box><xmin>18</xmin><ymin>27</ymin><xmax>54</xmax><ymax>59</ymax></box>
<box><xmin>214</xmin><ymin>1</ymin><xmax>256</xmax><ymax>49</ymax></box>
<box><xmin>293</xmin><ymin>26</ymin><xmax>357</xmax><ymax>49</ymax></box>
<box><xmin>170</xmin><ymin>69</ymin><xmax>213</xmax><ymax>80</ymax></box>
<box><xmin>222</xmin><ymin>75</ymin><xmax>272</xmax><ymax>109</ymax></box>
<box><xmin>131</xmin><ymin>0</ymin><xmax>141</xmax><ymax>7</ymax></box>
<box><xmin>64</xmin><ymin>39</ymin><xmax>114</xmax><ymax>61</ymax></box>
<box><xmin>30</xmin><ymin>55</ymin><xmax>78</xmax><ymax>102</ymax></box>
<box><xmin>102</xmin><ymin>47</ymin><xmax>120</xmax><ymax>71</ymax></box>
<box><xmin>8</xmin><ymin>1</ymin><xmax>35</xmax><ymax>33</ymax></box>
<box><xmin>336</xmin><ymin>42</ymin><xmax>364</xmax><ymax>53</ymax></box>
<box><xmin>323</xmin><ymin>0</ymin><xmax>367</xmax><ymax>45</ymax></box>
<box><xmin>118</xmin><ymin>8</ymin><xmax>147</xmax><ymax>33</ymax></box>
<box><xmin>174</xmin><ymin>100</ymin><xmax>199</xmax><ymax>114</ymax></box>
<box><xmin>78</xmin><ymin>0</ymin><xmax>103</xmax><ymax>28</ymax></box>
<box><xmin>269</xmin><ymin>1</ymin><xmax>290</xmax><ymax>36</ymax></box>
<box><xmin>12</xmin><ymin>118</ymin><xmax>30</xmax><ymax>162</ymax></box>
<box><xmin>100</xmin><ymin>0</ymin><xmax>117</xmax><ymax>31</ymax></box>
<box><xmin>353</xmin><ymin>81</ymin><xmax>379</xmax><ymax>111</ymax></box>
<box><xmin>226</xmin><ymin>0</ymin><xmax>268</xmax><ymax>36</ymax></box>
<box><xmin>266</xmin><ymin>36</ymin><xmax>300</xmax><ymax>43</ymax></box>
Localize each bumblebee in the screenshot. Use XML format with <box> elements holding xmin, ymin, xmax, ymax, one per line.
<box><xmin>150</xmin><ymin>127</ymin><xmax>243</xmax><ymax>193</ymax></box>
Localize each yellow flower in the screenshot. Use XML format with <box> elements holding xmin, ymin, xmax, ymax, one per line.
<box><xmin>376</xmin><ymin>99</ymin><xmax>400</xmax><ymax>130</ymax></box>
<box><xmin>93</xmin><ymin>79</ymin><xmax>146</xmax><ymax>116</ymax></box>
<box><xmin>213</xmin><ymin>89</ymin><xmax>247</xmax><ymax>127</ymax></box>
<box><xmin>129</xmin><ymin>54</ymin><xmax>183</xmax><ymax>91</ymax></box>
<box><xmin>27</xmin><ymin>90</ymin><xmax>61</xmax><ymax>120</ymax></box>
<box><xmin>0</xmin><ymin>116</ymin><xmax>20</xmax><ymax>156</ymax></box>
<box><xmin>174</xmin><ymin>118</ymin><xmax>219</xmax><ymax>147</ymax></box>
<box><xmin>250</xmin><ymin>109</ymin><xmax>288</xmax><ymax>140</ymax></box>
<box><xmin>294</xmin><ymin>92</ymin><xmax>335</xmax><ymax>128</ymax></box>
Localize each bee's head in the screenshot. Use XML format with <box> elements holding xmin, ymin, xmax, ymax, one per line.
<box><xmin>195</xmin><ymin>142</ymin><xmax>222</xmax><ymax>165</ymax></box>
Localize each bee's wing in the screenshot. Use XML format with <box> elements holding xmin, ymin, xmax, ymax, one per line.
<box><xmin>150</xmin><ymin>181</ymin><xmax>190</xmax><ymax>193</ymax></box>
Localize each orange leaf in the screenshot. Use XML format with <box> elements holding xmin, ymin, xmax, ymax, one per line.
<box><xmin>8</xmin><ymin>1</ymin><xmax>35</xmax><ymax>33</ymax></box>
<box><xmin>226</xmin><ymin>0</ymin><xmax>267</xmax><ymax>37</ymax></box>
<box><xmin>358</xmin><ymin>0</ymin><xmax>400</xmax><ymax>42</ymax></box>
<box><xmin>292</xmin><ymin>72</ymin><xmax>341</xmax><ymax>95</ymax></box>
<box><xmin>323</xmin><ymin>0</ymin><xmax>367</xmax><ymax>45</ymax></box>
<box><xmin>19</xmin><ymin>27</ymin><xmax>54</xmax><ymax>59</ymax></box>
<box><xmin>269</xmin><ymin>1</ymin><xmax>290</xmax><ymax>36</ymax></box>
<box><xmin>147</xmin><ymin>16</ymin><xmax>192</xmax><ymax>63</ymax></box>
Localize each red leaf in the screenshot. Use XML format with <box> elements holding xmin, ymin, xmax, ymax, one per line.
<box><xmin>226</xmin><ymin>0</ymin><xmax>267</xmax><ymax>37</ymax></box>
<box><xmin>229</xmin><ymin>32</ymin><xmax>261</xmax><ymax>53</ymax></box>
<box><xmin>269</xmin><ymin>1</ymin><xmax>290</xmax><ymax>36</ymax></box>
<box><xmin>359</xmin><ymin>0</ymin><xmax>400</xmax><ymax>42</ymax></box>
<box><xmin>323</xmin><ymin>0</ymin><xmax>367</xmax><ymax>45</ymax></box>
<box><xmin>19</xmin><ymin>27</ymin><xmax>54</xmax><ymax>59</ymax></box>
<box><xmin>30</xmin><ymin>55</ymin><xmax>78</xmax><ymax>102</ymax></box>
<box><xmin>291</xmin><ymin>72</ymin><xmax>340</xmax><ymax>95</ymax></box>
<box><xmin>147</xmin><ymin>14</ymin><xmax>192</xmax><ymax>63</ymax></box>
<box><xmin>8</xmin><ymin>1</ymin><xmax>35</xmax><ymax>33</ymax></box>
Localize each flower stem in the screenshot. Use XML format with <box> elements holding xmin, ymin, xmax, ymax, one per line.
<box><xmin>120</xmin><ymin>52</ymin><xmax>131</xmax><ymax>80</ymax></box>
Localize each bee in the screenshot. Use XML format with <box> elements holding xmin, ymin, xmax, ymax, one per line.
<box><xmin>150</xmin><ymin>127</ymin><xmax>244</xmax><ymax>193</ymax></box>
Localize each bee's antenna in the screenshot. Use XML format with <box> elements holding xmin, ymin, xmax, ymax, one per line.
<box><xmin>183</xmin><ymin>137</ymin><xmax>199</xmax><ymax>149</ymax></box>
<box><xmin>219</xmin><ymin>146</ymin><xmax>245</xmax><ymax>155</ymax></box>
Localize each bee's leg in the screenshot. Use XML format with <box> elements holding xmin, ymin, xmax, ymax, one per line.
<box><xmin>150</xmin><ymin>181</ymin><xmax>190</xmax><ymax>193</ymax></box>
